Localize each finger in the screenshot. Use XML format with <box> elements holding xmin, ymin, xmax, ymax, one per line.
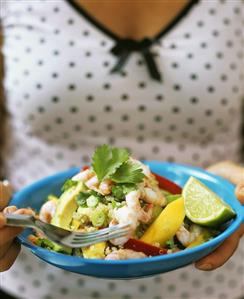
<box><xmin>195</xmin><ymin>232</ymin><xmax>239</xmax><ymax>271</ymax></box>
<box><xmin>0</xmin><ymin>226</ymin><xmax>23</xmax><ymax>246</ymax></box>
<box><xmin>0</xmin><ymin>240</ymin><xmax>20</xmax><ymax>272</ymax></box>
<box><xmin>14</xmin><ymin>208</ymin><xmax>35</xmax><ymax>216</ymax></box>
<box><xmin>0</xmin><ymin>213</ymin><xmax>6</xmax><ymax>228</ymax></box>
<box><xmin>235</xmin><ymin>183</ymin><xmax>244</xmax><ymax>204</ymax></box>
<box><xmin>3</xmin><ymin>206</ymin><xmax>18</xmax><ymax>214</ymax></box>
<box><xmin>207</xmin><ymin>161</ymin><xmax>243</xmax><ymax>185</ymax></box>
<box><xmin>0</xmin><ymin>240</ymin><xmax>12</xmax><ymax>259</ymax></box>
<box><xmin>0</xmin><ymin>181</ymin><xmax>13</xmax><ymax>210</ymax></box>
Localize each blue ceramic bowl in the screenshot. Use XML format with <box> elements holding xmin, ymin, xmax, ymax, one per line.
<box><xmin>10</xmin><ymin>162</ymin><xmax>244</xmax><ymax>279</ymax></box>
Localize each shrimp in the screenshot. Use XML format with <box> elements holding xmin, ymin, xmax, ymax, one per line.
<box><xmin>176</xmin><ymin>224</ymin><xmax>203</xmax><ymax>247</ymax></box>
<box><xmin>72</xmin><ymin>169</ymin><xmax>93</xmax><ymax>182</ymax></box>
<box><xmin>110</xmin><ymin>190</ymin><xmax>153</xmax><ymax>245</ymax></box>
<box><xmin>85</xmin><ymin>175</ymin><xmax>99</xmax><ymax>189</ymax></box>
<box><xmin>126</xmin><ymin>190</ymin><xmax>153</xmax><ymax>223</ymax></box>
<box><xmin>130</xmin><ymin>158</ymin><xmax>152</xmax><ymax>178</ymax></box>
<box><xmin>3</xmin><ymin>206</ymin><xmax>35</xmax><ymax>216</ymax></box>
<box><xmin>98</xmin><ymin>179</ymin><xmax>113</xmax><ymax>195</ymax></box>
<box><xmin>73</xmin><ymin>168</ymin><xmax>113</xmax><ymax>195</ymax></box>
<box><xmin>39</xmin><ymin>199</ymin><xmax>57</xmax><ymax>223</ymax></box>
<box><xmin>105</xmin><ymin>249</ymin><xmax>146</xmax><ymax>260</ymax></box>
<box><xmin>142</xmin><ymin>187</ymin><xmax>166</xmax><ymax>207</ymax></box>
<box><xmin>109</xmin><ymin>207</ymin><xmax>136</xmax><ymax>245</ymax></box>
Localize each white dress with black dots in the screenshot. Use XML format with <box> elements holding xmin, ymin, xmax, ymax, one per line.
<box><xmin>1</xmin><ymin>1</ymin><xmax>244</xmax><ymax>299</ymax></box>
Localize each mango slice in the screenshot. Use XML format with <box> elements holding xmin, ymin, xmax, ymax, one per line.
<box><xmin>140</xmin><ymin>197</ymin><xmax>185</xmax><ymax>246</ymax></box>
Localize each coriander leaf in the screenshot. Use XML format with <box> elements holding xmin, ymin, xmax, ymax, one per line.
<box><xmin>92</xmin><ymin>145</ymin><xmax>111</xmax><ymax>181</ymax></box>
<box><xmin>75</xmin><ymin>192</ymin><xmax>89</xmax><ymax>207</ymax></box>
<box><xmin>111</xmin><ymin>162</ymin><xmax>145</xmax><ymax>184</ymax></box>
<box><xmin>109</xmin><ymin>147</ymin><xmax>129</xmax><ymax>178</ymax></box>
<box><xmin>61</xmin><ymin>179</ymin><xmax>78</xmax><ymax>192</ymax></box>
<box><xmin>92</xmin><ymin>145</ymin><xmax>129</xmax><ymax>181</ymax></box>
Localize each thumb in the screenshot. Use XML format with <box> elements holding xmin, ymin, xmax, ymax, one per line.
<box><xmin>0</xmin><ymin>181</ymin><xmax>13</xmax><ymax>210</ymax></box>
<box><xmin>235</xmin><ymin>183</ymin><xmax>244</xmax><ymax>204</ymax></box>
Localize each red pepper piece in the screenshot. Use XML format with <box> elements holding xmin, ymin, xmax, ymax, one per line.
<box><xmin>82</xmin><ymin>165</ymin><xmax>90</xmax><ymax>171</ymax></box>
<box><xmin>153</xmin><ymin>173</ymin><xmax>182</xmax><ymax>194</ymax></box>
<box><xmin>124</xmin><ymin>238</ymin><xmax>167</xmax><ymax>256</ymax></box>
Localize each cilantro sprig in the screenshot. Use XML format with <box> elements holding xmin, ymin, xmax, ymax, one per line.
<box><xmin>92</xmin><ymin>145</ymin><xmax>145</xmax><ymax>184</ymax></box>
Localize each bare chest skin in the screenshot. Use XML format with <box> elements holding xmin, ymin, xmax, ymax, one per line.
<box><xmin>74</xmin><ymin>0</ymin><xmax>189</xmax><ymax>39</ymax></box>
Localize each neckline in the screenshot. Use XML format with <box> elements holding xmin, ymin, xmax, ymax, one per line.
<box><xmin>65</xmin><ymin>0</ymin><xmax>198</xmax><ymax>42</ymax></box>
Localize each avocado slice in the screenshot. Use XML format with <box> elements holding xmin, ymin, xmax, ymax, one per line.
<box><xmin>51</xmin><ymin>181</ymin><xmax>85</xmax><ymax>229</ymax></box>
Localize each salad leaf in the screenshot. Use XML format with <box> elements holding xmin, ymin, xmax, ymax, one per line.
<box><xmin>92</xmin><ymin>145</ymin><xmax>129</xmax><ymax>181</ymax></box>
<box><xmin>111</xmin><ymin>161</ymin><xmax>145</xmax><ymax>184</ymax></box>
<box><xmin>61</xmin><ymin>179</ymin><xmax>78</xmax><ymax>192</ymax></box>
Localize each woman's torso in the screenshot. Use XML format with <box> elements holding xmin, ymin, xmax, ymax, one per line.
<box><xmin>1</xmin><ymin>1</ymin><xmax>244</xmax><ymax>298</ymax></box>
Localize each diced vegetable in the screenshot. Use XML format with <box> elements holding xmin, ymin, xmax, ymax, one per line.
<box><xmin>86</xmin><ymin>195</ymin><xmax>99</xmax><ymax>207</ymax></box>
<box><xmin>124</xmin><ymin>239</ymin><xmax>167</xmax><ymax>256</ymax></box>
<box><xmin>153</xmin><ymin>173</ymin><xmax>182</xmax><ymax>194</ymax></box>
<box><xmin>150</xmin><ymin>205</ymin><xmax>163</xmax><ymax>224</ymax></box>
<box><xmin>165</xmin><ymin>194</ymin><xmax>182</xmax><ymax>204</ymax></box>
<box><xmin>82</xmin><ymin>242</ymin><xmax>106</xmax><ymax>259</ymax></box>
<box><xmin>91</xmin><ymin>210</ymin><xmax>107</xmax><ymax>227</ymax></box>
<box><xmin>165</xmin><ymin>238</ymin><xmax>175</xmax><ymax>249</ymax></box>
<box><xmin>70</xmin><ymin>218</ymin><xmax>81</xmax><ymax>231</ymax></box>
<box><xmin>140</xmin><ymin>197</ymin><xmax>185</xmax><ymax>246</ymax></box>
<box><xmin>187</xmin><ymin>230</ymin><xmax>212</xmax><ymax>248</ymax></box>
<box><xmin>36</xmin><ymin>237</ymin><xmax>72</xmax><ymax>255</ymax></box>
<box><xmin>111</xmin><ymin>184</ymin><xmax>136</xmax><ymax>200</ymax></box>
<box><xmin>76</xmin><ymin>191</ymin><xmax>89</xmax><ymax>207</ymax></box>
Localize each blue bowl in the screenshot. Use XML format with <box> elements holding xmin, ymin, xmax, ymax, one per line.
<box><xmin>10</xmin><ymin>161</ymin><xmax>244</xmax><ymax>279</ymax></box>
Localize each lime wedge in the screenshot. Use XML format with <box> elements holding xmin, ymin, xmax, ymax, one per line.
<box><xmin>183</xmin><ymin>177</ymin><xmax>236</xmax><ymax>227</ymax></box>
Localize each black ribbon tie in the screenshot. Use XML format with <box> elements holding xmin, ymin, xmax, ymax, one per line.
<box><xmin>110</xmin><ymin>38</ymin><xmax>162</xmax><ymax>82</ymax></box>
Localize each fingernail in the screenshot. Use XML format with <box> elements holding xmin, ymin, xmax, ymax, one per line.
<box><xmin>239</xmin><ymin>187</ymin><xmax>244</xmax><ymax>196</ymax></box>
<box><xmin>197</xmin><ymin>263</ymin><xmax>213</xmax><ymax>270</ymax></box>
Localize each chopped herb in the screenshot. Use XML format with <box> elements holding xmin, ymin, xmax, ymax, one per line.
<box><xmin>90</xmin><ymin>190</ymin><xmax>107</xmax><ymax>204</ymax></box>
<box><xmin>91</xmin><ymin>210</ymin><xmax>107</xmax><ymax>227</ymax></box>
<box><xmin>75</xmin><ymin>192</ymin><xmax>90</xmax><ymax>207</ymax></box>
<box><xmin>86</xmin><ymin>195</ymin><xmax>99</xmax><ymax>208</ymax></box>
<box><xmin>166</xmin><ymin>238</ymin><xmax>175</xmax><ymax>249</ymax></box>
<box><xmin>111</xmin><ymin>184</ymin><xmax>136</xmax><ymax>201</ymax></box>
<box><xmin>61</xmin><ymin>179</ymin><xmax>78</xmax><ymax>192</ymax></box>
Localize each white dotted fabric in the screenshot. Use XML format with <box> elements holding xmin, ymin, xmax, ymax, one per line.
<box><xmin>0</xmin><ymin>0</ymin><xmax>244</xmax><ymax>298</ymax></box>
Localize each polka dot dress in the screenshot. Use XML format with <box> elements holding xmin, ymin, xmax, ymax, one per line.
<box><xmin>1</xmin><ymin>1</ymin><xmax>244</xmax><ymax>298</ymax></box>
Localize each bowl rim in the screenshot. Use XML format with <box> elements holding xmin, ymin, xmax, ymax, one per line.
<box><xmin>12</xmin><ymin>162</ymin><xmax>244</xmax><ymax>265</ymax></box>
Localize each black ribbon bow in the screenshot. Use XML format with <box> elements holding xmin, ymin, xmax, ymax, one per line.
<box><xmin>110</xmin><ymin>38</ymin><xmax>162</xmax><ymax>82</ymax></box>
